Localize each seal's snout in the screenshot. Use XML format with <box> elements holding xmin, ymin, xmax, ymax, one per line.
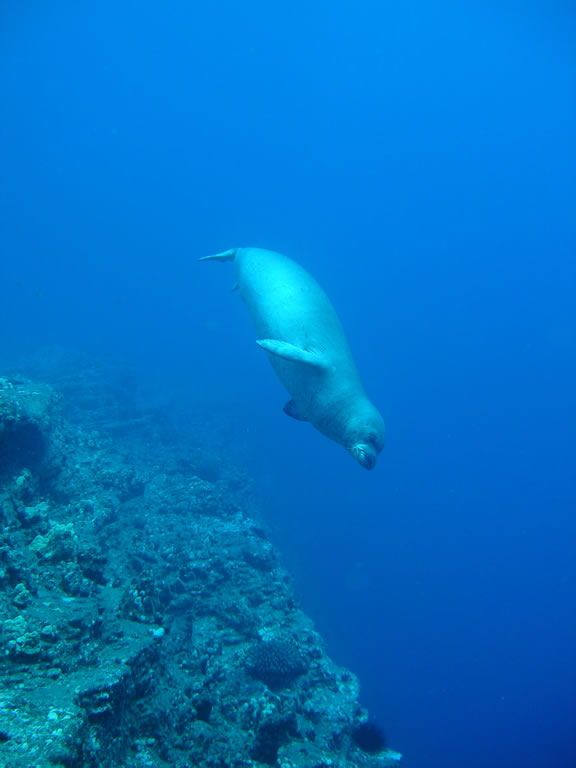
<box><xmin>351</xmin><ymin>443</ymin><xmax>377</xmax><ymax>470</ymax></box>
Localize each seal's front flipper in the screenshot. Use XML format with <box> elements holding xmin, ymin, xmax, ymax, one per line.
<box><xmin>283</xmin><ymin>399</ymin><xmax>308</xmax><ymax>421</ymax></box>
<box><xmin>199</xmin><ymin>248</ymin><xmax>237</xmax><ymax>262</ymax></box>
<box><xmin>256</xmin><ymin>339</ymin><xmax>327</xmax><ymax>369</ymax></box>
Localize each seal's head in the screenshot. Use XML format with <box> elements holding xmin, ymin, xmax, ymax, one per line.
<box><xmin>345</xmin><ymin>399</ymin><xmax>385</xmax><ymax>470</ymax></box>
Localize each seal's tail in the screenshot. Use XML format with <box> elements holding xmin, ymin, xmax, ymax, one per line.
<box><xmin>199</xmin><ymin>248</ymin><xmax>236</xmax><ymax>262</ymax></box>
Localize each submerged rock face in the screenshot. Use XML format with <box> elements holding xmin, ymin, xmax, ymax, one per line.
<box><xmin>0</xmin><ymin>370</ymin><xmax>399</xmax><ymax>768</ymax></box>
<box><xmin>0</xmin><ymin>377</ymin><xmax>62</xmax><ymax>479</ymax></box>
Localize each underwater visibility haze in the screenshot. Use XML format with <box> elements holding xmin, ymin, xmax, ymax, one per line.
<box><xmin>1</xmin><ymin>1</ymin><xmax>575</xmax><ymax>767</ymax></box>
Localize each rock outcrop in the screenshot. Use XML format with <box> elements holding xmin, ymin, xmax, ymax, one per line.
<box><xmin>0</xmin><ymin>370</ymin><xmax>400</xmax><ymax>768</ymax></box>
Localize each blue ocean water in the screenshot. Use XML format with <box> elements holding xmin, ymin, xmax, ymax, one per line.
<box><xmin>1</xmin><ymin>2</ymin><xmax>575</xmax><ymax>766</ymax></box>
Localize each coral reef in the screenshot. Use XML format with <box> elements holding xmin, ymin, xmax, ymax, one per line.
<box><xmin>0</xmin><ymin>365</ymin><xmax>401</xmax><ymax>767</ymax></box>
<box><xmin>245</xmin><ymin>638</ymin><xmax>308</xmax><ymax>689</ymax></box>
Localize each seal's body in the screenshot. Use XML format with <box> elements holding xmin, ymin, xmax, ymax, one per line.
<box><xmin>201</xmin><ymin>247</ymin><xmax>384</xmax><ymax>469</ymax></box>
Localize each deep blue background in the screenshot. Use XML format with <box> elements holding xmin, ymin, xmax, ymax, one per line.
<box><xmin>1</xmin><ymin>2</ymin><xmax>575</xmax><ymax>766</ymax></box>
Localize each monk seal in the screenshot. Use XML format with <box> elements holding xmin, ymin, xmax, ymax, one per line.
<box><xmin>200</xmin><ymin>247</ymin><xmax>385</xmax><ymax>469</ymax></box>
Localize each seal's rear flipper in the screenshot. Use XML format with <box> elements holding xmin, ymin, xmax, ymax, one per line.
<box><xmin>256</xmin><ymin>339</ymin><xmax>327</xmax><ymax>369</ymax></box>
<box><xmin>283</xmin><ymin>399</ymin><xmax>308</xmax><ymax>421</ymax></box>
<box><xmin>199</xmin><ymin>248</ymin><xmax>236</xmax><ymax>262</ymax></box>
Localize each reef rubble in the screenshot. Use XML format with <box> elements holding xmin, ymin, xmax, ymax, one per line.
<box><xmin>0</xmin><ymin>369</ymin><xmax>400</xmax><ymax>768</ymax></box>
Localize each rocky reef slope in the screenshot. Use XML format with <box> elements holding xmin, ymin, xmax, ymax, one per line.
<box><xmin>0</xmin><ymin>370</ymin><xmax>400</xmax><ymax>768</ymax></box>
